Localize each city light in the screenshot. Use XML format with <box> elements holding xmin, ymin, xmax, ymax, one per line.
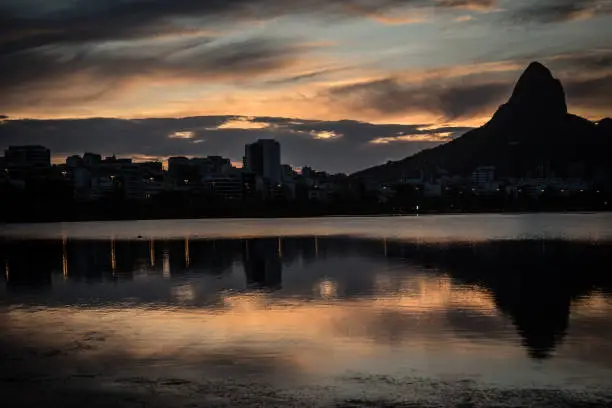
<box><xmin>1</xmin><ymin>141</ymin><xmax>609</xmax><ymax>221</ymax></box>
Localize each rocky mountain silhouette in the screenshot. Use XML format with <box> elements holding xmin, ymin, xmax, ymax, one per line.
<box><xmin>354</xmin><ymin>62</ymin><xmax>612</xmax><ymax>182</ymax></box>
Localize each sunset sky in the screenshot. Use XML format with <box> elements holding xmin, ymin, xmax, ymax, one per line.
<box><xmin>1</xmin><ymin>0</ymin><xmax>611</xmax><ymax>172</ymax></box>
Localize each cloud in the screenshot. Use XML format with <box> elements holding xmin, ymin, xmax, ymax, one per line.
<box><xmin>565</xmin><ymin>74</ymin><xmax>612</xmax><ymax>112</ymax></box>
<box><xmin>0</xmin><ymin>116</ymin><xmax>471</xmax><ymax>173</ymax></box>
<box><xmin>435</xmin><ymin>0</ymin><xmax>497</xmax><ymax>11</ymax></box>
<box><xmin>1</xmin><ymin>1</ymin><xmax>608</xmax><ymax>123</ymax></box>
<box><xmin>0</xmin><ymin>0</ymin><xmax>474</xmax><ymax>56</ymax></box>
<box><xmin>3</xmin><ymin>44</ymin><xmax>610</xmax><ymax>125</ymax></box>
<box><xmin>213</xmin><ymin>117</ymin><xmax>274</xmax><ymax>130</ymax></box>
<box><xmin>263</xmin><ymin>67</ymin><xmax>349</xmax><ymax>86</ymax></box>
<box><xmin>548</xmin><ymin>51</ymin><xmax>612</xmax><ymax>114</ymax></box>
<box><xmin>0</xmin><ymin>36</ymin><xmax>308</xmax><ymax>114</ymax></box>
<box><xmin>323</xmin><ymin>77</ymin><xmax>511</xmax><ymax>121</ymax></box>
<box><xmin>370</xmin><ymin>132</ymin><xmax>454</xmax><ymax>143</ymax></box>
<box><xmin>168</xmin><ymin>131</ymin><xmax>196</xmax><ymax>139</ymax></box>
<box><xmin>512</xmin><ymin>0</ymin><xmax>612</xmax><ymax>23</ymax></box>
<box><xmin>304</xmin><ymin>50</ymin><xmax>612</xmax><ymax>123</ymax></box>
<box><xmin>0</xmin><ymin>0</ymin><xmax>511</xmax><ymax>59</ymax></box>
<box><xmin>541</xmin><ymin>49</ymin><xmax>612</xmax><ymax>76</ymax></box>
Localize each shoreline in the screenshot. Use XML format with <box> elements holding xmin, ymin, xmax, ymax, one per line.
<box><xmin>2</xmin><ymin>208</ymin><xmax>609</xmax><ymax>225</ymax></box>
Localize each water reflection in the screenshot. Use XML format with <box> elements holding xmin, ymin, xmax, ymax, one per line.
<box><xmin>2</xmin><ymin>236</ymin><xmax>611</xmax><ymax>365</ymax></box>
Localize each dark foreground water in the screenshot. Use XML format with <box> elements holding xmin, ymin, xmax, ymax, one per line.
<box><xmin>1</xmin><ymin>214</ymin><xmax>612</xmax><ymax>407</ymax></box>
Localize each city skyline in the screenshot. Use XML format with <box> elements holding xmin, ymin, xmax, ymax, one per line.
<box><xmin>2</xmin><ymin>140</ymin><xmax>301</xmax><ymax>174</ymax></box>
<box><xmin>1</xmin><ymin>1</ymin><xmax>611</xmax><ymax>173</ymax></box>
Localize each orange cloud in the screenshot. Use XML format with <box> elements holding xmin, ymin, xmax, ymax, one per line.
<box><xmin>4</xmin><ymin>52</ymin><xmax>611</xmax><ymax>131</ymax></box>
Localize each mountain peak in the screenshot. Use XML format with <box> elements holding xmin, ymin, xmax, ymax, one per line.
<box><xmin>507</xmin><ymin>61</ymin><xmax>567</xmax><ymax>120</ymax></box>
<box><xmin>523</xmin><ymin>61</ymin><xmax>554</xmax><ymax>78</ymax></box>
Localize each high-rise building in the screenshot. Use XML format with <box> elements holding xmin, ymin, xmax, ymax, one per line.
<box><xmin>244</xmin><ymin>139</ymin><xmax>281</xmax><ymax>184</ymax></box>
<box><xmin>244</xmin><ymin>143</ymin><xmax>263</xmax><ymax>175</ymax></box>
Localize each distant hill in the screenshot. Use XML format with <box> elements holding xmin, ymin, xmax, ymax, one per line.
<box><xmin>353</xmin><ymin>62</ymin><xmax>612</xmax><ymax>182</ymax></box>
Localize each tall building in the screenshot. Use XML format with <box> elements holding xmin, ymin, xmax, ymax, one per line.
<box><xmin>4</xmin><ymin>145</ymin><xmax>51</xmax><ymax>171</ymax></box>
<box><xmin>244</xmin><ymin>139</ymin><xmax>281</xmax><ymax>184</ymax></box>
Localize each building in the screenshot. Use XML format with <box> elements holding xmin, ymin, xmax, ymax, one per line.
<box><xmin>102</xmin><ymin>155</ymin><xmax>132</xmax><ymax>165</ymax></box>
<box><xmin>0</xmin><ymin>156</ymin><xmax>7</xmax><ymax>182</ymax></box>
<box><xmin>280</xmin><ymin>164</ymin><xmax>298</xmax><ymax>200</ymax></box>
<box><xmin>90</xmin><ymin>174</ymin><xmax>115</xmax><ymax>200</ymax></box>
<box><xmin>472</xmin><ymin>166</ymin><xmax>496</xmax><ymax>185</ymax></box>
<box><xmin>119</xmin><ymin>164</ymin><xmax>145</xmax><ymax>200</ymax></box>
<box><xmin>66</xmin><ymin>155</ymin><xmax>84</xmax><ymax>169</ymax></box>
<box><xmin>244</xmin><ymin>139</ymin><xmax>281</xmax><ymax>185</ymax></box>
<box><xmin>137</xmin><ymin>161</ymin><xmax>163</xmax><ymax>174</ymax></box>
<box><xmin>82</xmin><ymin>153</ymin><xmax>102</xmax><ymax>167</ymax></box>
<box><xmin>308</xmin><ymin>188</ymin><xmax>329</xmax><ymax>202</ymax></box>
<box><xmin>68</xmin><ymin>153</ymin><xmax>149</xmax><ymax>201</ymax></box>
<box><xmin>195</xmin><ymin>156</ymin><xmax>231</xmax><ymax>176</ymax></box>
<box><xmin>4</xmin><ymin>145</ymin><xmax>51</xmax><ymax>172</ymax></box>
<box><xmin>73</xmin><ymin>167</ymin><xmax>93</xmax><ymax>201</ymax></box>
<box><xmin>281</xmin><ymin>164</ymin><xmax>297</xmax><ymax>181</ymax></box>
<box><xmin>168</xmin><ymin>156</ymin><xmax>232</xmax><ymax>185</ymax></box>
<box><xmin>301</xmin><ymin>166</ymin><xmax>315</xmax><ymax>179</ymax></box>
<box><xmin>203</xmin><ymin>172</ymin><xmax>244</xmax><ymax>200</ymax></box>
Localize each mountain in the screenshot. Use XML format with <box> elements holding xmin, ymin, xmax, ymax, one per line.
<box><xmin>353</xmin><ymin>62</ymin><xmax>612</xmax><ymax>182</ymax></box>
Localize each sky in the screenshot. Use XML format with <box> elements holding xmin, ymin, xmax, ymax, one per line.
<box><xmin>1</xmin><ymin>0</ymin><xmax>611</xmax><ymax>173</ymax></box>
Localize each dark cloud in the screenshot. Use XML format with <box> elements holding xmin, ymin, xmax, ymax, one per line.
<box><xmin>0</xmin><ymin>0</ymin><xmax>501</xmax><ymax>56</ymax></box>
<box><xmin>551</xmin><ymin>50</ymin><xmax>612</xmax><ymax>72</ymax></box>
<box><xmin>513</xmin><ymin>0</ymin><xmax>612</xmax><ymax>23</ymax></box>
<box><xmin>0</xmin><ymin>116</ymin><xmax>470</xmax><ymax>173</ymax></box>
<box><xmin>318</xmin><ymin>49</ymin><xmax>612</xmax><ymax>121</ymax></box>
<box><xmin>325</xmin><ymin>77</ymin><xmax>511</xmax><ymax>120</ymax></box>
<box><xmin>263</xmin><ymin>67</ymin><xmax>349</xmax><ymax>86</ymax></box>
<box><xmin>284</xmin><ymin>119</ymin><xmax>470</xmax><ymax>141</ymax></box>
<box><xmin>565</xmin><ymin>74</ymin><xmax>612</xmax><ymax>111</ymax></box>
<box><xmin>0</xmin><ymin>37</ymin><xmax>302</xmax><ymax>112</ymax></box>
<box><xmin>0</xmin><ymin>0</ymin><xmax>430</xmax><ymax>109</ymax></box>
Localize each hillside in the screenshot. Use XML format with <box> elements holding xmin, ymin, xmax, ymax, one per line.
<box><xmin>353</xmin><ymin>62</ymin><xmax>612</xmax><ymax>182</ymax></box>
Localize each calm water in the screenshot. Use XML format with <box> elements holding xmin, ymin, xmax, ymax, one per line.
<box><xmin>1</xmin><ymin>214</ymin><xmax>612</xmax><ymax>407</ymax></box>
